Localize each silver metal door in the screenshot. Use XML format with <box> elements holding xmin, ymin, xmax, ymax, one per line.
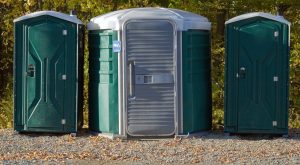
<box><xmin>125</xmin><ymin>20</ymin><xmax>176</xmax><ymax>136</ymax></box>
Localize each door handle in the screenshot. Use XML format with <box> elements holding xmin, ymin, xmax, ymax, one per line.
<box><xmin>27</xmin><ymin>64</ymin><xmax>35</xmax><ymax>77</ymax></box>
<box><xmin>239</xmin><ymin>67</ymin><xmax>246</xmax><ymax>78</ymax></box>
<box><xmin>128</xmin><ymin>60</ymin><xmax>135</xmax><ymax>100</ymax></box>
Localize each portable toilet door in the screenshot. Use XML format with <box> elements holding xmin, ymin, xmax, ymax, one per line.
<box><xmin>224</xmin><ymin>12</ymin><xmax>290</xmax><ymax>134</ymax></box>
<box><xmin>124</xmin><ymin>20</ymin><xmax>177</xmax><ymax>136</ymax></box>
<box><xmin>13</xmin><ymin>11</ymin><xmax>84</xmax><ymax>133</ymax></box>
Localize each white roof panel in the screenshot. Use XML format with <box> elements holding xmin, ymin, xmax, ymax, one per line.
<box><xmin>225</xmin><ymin>12</ymin><xmax>290</xmax><ymax>25</ymax></box>
<box><xmin>87</xmin><ymin>7</ymin><xmax>211</xmax><ymax>31</ymax></box>
<box><xmin>14</xmin><ymin>11</ymin><xmax>83</xmax><ymax>24</ymax></box>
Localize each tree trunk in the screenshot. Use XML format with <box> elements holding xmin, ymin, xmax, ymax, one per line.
<box><xmin>38</xmin><ymin>0</ymin><xmax>43</xmax><ymax>10</ymax></box>
<box><xmin>46</xmin><ymin>0</ymin><xmax>53</xmax><ymax>11</ymax></box>
<box><xmin>216</xmin><ymin>9</ymin><xmax>226</xmax><ymax>37</ymax></box>
<box><xmin>64</xmin><ymin>0</ymin><xmax>68</xmax><ymax>12</ymax></box>
<box><xmin>150</xmin><ymin>0</ymin><xmax>169</xmax><ymax>7</ymax></box>
<box><xmin>277</xmin><ymin>3</ymin><xmax>290</xmax><ymax>16</ymax></box>
<box><xmin>0</xmin><ymin>28</ymin><xmax>2</xmax><ymax>87</ymax></box>
<box><xmin>112</xmin><ymin>0</ymin><xmax>118</xmax><ymax>11</ymax></box>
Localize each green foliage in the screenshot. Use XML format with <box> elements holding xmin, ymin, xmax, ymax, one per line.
<box><xmin>0</xmin><ymin>0</ymin><xmax>300</xmax><ymax>129</ymax></box>
<box><xmin>289</xmin><ymin>33</ymin><xmax>300</xmax><ymax>128</ymax></box>
<box><xmin>211</xmin><ymin>39</ymin><xmax>225</xmax><ymax>129</ymax></box>
<box><xmin>0</xmin><ymin>76</ymin><xmax>13</xmax><ymax>129</ymax></box>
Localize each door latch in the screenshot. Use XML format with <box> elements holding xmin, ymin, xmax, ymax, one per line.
<box><xmin>62</xmin><ymin>74</ymin><xmax>67</xmax><ymax>80</ymax></box>
<box><xmin>63</xmin><ymin>30</ymin><xmax>67</xmax><ymax>36</ymax></box>
<box><xmin>27</xmin><ymin>64</ymin><xmax>35</xmax><ymax>77</ymax></box>
<box><xmin>237</xmin><ymin>67</ymin><xmax>246</xmax><ymax>78</ymax></box>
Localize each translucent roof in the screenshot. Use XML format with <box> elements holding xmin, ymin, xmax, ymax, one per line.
<box><xmin>14</xmin><ymin>11</ymin><xmax>83</xmax><ymax>24</ymax></box>
<box><xmin>225</xmin><ymin>12</ymin><xmax>290</xmax><ymax>25</ymax></box>
<box><xmin>87</xmin><ymin>7</ymin><xmax>211</xmax><ymax>31</ymax></box>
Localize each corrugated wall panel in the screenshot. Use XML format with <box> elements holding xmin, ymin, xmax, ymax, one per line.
<box><xmin>88</xmin><ymin>30</ymin><xmax>119</xmax><ymax>133</ymax></box>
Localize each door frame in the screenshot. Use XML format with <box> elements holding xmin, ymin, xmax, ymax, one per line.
<box><xmin>120</xmin><ymin>19</ymin><xmax>179</xmax><ymax>136</ymax></box>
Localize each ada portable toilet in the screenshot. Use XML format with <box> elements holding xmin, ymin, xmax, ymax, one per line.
<box><xmin>224</xmin><ymin>12</ymin><xmax>290</xmax><ymax>135</ymax></box>
<box><xmin>87</xmin><ymin>8</ymin><xmax>212</xmax><ymax>137</ymax></box>
<box><xmin>14</xmin><ymin>11</ymin><xmax>84</xmax><ymax>133</ymax></box>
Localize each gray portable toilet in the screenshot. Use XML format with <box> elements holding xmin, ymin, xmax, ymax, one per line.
<box><xmin>88</xmin><ymin>8</ymin><xmax>212</xmax><ymax>137</ymax></box>
<box><xmin>13</xmin><ymin>11</ymin><xmax>84</xmax><ymax>133</ymax></box>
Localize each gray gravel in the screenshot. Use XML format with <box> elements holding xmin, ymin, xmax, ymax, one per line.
<box><xmin>1</xmin><ymin>129</ymin><xmax>300</xmax><ymax>164</ymax></box>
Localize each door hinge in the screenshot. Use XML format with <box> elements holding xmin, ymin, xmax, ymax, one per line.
<box><xmin>62</xmin><ymin>119</ymin><xmax>66</xmax><ymax>125</ymax></box>
<box><xmin>274</xmin><ymin>31</ymin><xmax>279</xmax><ymax>37</ymax></box>
<box><xmin>63</xmin><ymin>30</ymin><xmax>67</xmax><ymax>36</ymax></box>
<box><xmin>272</xmin><ymin>121</ymin><xmax>277</xmax><ymax>127</ymax></box>
<box><xmin>273</xmin><ymin>76</ymin><xmax>278</xmax><ymax>82</ymax></box>
<box><xmin>62</xmin><ymin>74</ymin><xmax>67</xmax><ymax>80</ymax></box>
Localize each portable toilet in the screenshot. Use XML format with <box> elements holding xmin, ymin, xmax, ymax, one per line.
<box><xmin>224</xmin><ymin>12</ymin><xmax>290</xmax><ymax>135</ymax></box>
<box><xmin>13</xmin><ymin>11</ymin><xmax>84</xmax><ymax>133</ymax></box>
<box><xmin>87</xmin><ymin>8</ymin><xmax>212</xmax><ymax>137</ymax></box>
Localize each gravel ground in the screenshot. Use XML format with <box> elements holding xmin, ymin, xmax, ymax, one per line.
<box><xmin>1</xmin><ymin>129</ymin><xmax>300</xmax><ymax>164</ymax></box>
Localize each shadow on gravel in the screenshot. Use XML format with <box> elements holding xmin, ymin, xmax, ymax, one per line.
<box><xmin>65</xmin><ymin>160</ymin><xmax>168</xmax><ymax>165</ymax></box>
<box><xmin>233</xmin><ymin>129</ymin><xmax>300</xmax><ymax>141</ymax></box>
<box><xmin>192</xmin><ymin>129</ymin><xmax>300</xmax><ymax>141</ymax></box>
<box><xmin>13</xmin><ymin>128</ymin><xmax>300</xmax><ymax>141</ymax></box>
<box><xmin>17</xmin><ymin>128</ymin><xmax>91</xmax><ymax>138</ymax></box>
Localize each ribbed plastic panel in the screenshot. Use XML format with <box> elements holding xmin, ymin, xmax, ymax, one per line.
<box><xmin>88</xmin><ymin>30</ymin><xmax>119</xmax><ymax>133</ymax></box>
<box><xmin>125</xmin><ymin>20</ymin><xmax>175</xmax><ymax>136</ymax></box>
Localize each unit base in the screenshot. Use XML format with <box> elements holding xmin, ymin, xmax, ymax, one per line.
<box><xmin>16</xmin><ymin>130</ymin><xmax>78</xmax><ymax>134</ymax></box>
<box><xmin>90</xmin><ymin>131</ymin><xmax>127</xmax><ymax>140</ymax></box>
<box><xmin>15</xmin><ymin>126</ymin><xmax>79</xmax><ymax>134</ymax></box>
<box><xmin>224</xmin><ymin>127</ymin><xmax>288</xmax><ymax>135</ymax></box>
<box><xmin>175</xmin><ymin>131</ymin><xmax>211</xmax><ymax>138</ymax></box>
<box><xmin>224</xmin><ymin>132</ymin><xmax>231</xmax><ymax>136</ymax></box>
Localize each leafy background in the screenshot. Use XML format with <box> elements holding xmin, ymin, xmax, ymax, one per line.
<box><xmin>0</xmin><ymin>0</ymin><xmax>299</xmax><ymax>129</ymax></box>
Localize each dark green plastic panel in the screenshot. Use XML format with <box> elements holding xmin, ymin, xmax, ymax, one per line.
<box><xmin>88</xmin><ymin>30</ymin><xmax>119</xmax><ymax>134</ymax></box>
<box><xmin>14</xmin><ymin>15</ymin><xmax>83</xmax><ymax>133</ymax></box>
<box><xmin>182</xmin><ymin>30</ymin><xmax>212</xmax><ymax>134</ymax></box>
<box><xmin>224</xmin><ymin>17</ymin><xmax>289</xmax><ymax>134</ymax></box>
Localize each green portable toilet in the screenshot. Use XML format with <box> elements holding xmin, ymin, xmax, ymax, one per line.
<box><xmin>87</xmin><ymin>8</ymin><xmax>212</xmax><ymax>137</ymax></box>
<box><xmin>14</xmin><ymin>11</ymin><xmax>84</xmax><ymax>133</ymax></box>
<box><xmin>224</xmin><ymin>12</ymin><xmax>290</xmax><ymax>135</ymax></box>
